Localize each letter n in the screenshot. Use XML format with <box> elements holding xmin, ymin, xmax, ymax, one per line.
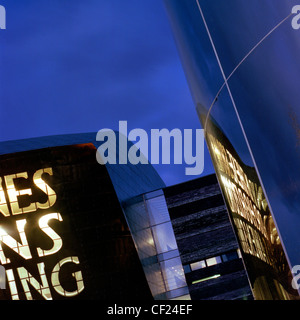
<box><xmin>0</xmin><ymin>219</ymin><xmax>32</xmax><ymax>264</ymax></box>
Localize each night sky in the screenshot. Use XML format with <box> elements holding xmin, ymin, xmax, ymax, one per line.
<box><xmin>0</xmin><ymin>0</ymin><xmax>214</xmax><ymax>186</ymax></box>
<box><xmin>1</xmin><ymin>0</ymin><xmax>300</xmax><ymax>269</ymax></box>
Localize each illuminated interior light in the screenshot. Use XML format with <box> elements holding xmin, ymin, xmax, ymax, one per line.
<box><xmin>192</xmin><ymin>274</ymin><xmax>221</xmax><ymax>284</ymax></box>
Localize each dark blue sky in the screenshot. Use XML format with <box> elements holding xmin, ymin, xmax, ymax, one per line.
<box><xmin>0</xmin><ymin>0</ymin><xmax>214</xmax><ymax>186</ymax></box>
<box><xmin>1</xmin><ymin>0</ymin><xmax>300</xmax><ymax>280</ymax></box>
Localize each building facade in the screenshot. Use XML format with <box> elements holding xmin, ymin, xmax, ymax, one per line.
<box><xmin>164</xmin><ymin>174</ymin><xmax>253</xmax><ymax>300</ymax></box>
<box><xmin>164</xmin><ymin>0</ymin><xmax>300</xmax><ymax>300</ymax></box>
<box><xmin>0</xmin><ymin>133</ymin><xmax>168</xmax><ymax>300</ymax></box>
<box><xmin>0</xmin><ymin>131</ymin><xmax>296</xmax><ymax>300</ymax></box>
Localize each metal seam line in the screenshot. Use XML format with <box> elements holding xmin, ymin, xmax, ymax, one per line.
<box><xmin>195</xmin><ymin>0</ymin><xmax>295</xmax><ymax>277</ymax></box>
<box><xmin>202</xmin><ymin>10</ymin><xmax>293</xmax><ymax>133</ymax></box>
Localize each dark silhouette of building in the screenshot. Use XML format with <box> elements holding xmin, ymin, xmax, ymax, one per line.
<box><xmin>0</xmin><ymin>134</ymin><xmax>165</xmax><ymax>300</ymax></box>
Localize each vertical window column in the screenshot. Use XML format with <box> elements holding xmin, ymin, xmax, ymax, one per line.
<box><xmin>144</xmin><ymin>190</ymin><xmax>190</xmax><ymax>300</ymax></box>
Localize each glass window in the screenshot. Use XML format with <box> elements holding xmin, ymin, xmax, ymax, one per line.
<box><xmin>183</xmin><ymin>264</ymin><xmax>191</xmax><ymax>273</ymax></box>
<box><xmin>190</xmin><ymin>260</ymin><xmax>206</xmax><ymax>271</ymax></box>
<box><xmin>206</xmin><ymin>256</ymin><xmax>222</xmax><ymax>267</ymax></box>
<box><xmin>222</xmin><ymin>251</ymin><xmax>239</xmax><ymax>262</ymax></box>
<box><xmin>160</xmin><ymin>257</ymin><xmax>186</xmax><ymax>291</ymax></box>
<box><xmin>157</xmin><ymin>249</ymin><xmax>179</xmax><ymax>262</ymax></box>
<box><xmin>146</xmin><ymin>194</ymin><xmax>170</xmax><ymax>226</ymax></box>
<box><xmin>170</xmin><ymin>294</ymin><xmax>191</xmax><ymax>300</ymax></box>
<box><xmin>166</xmin><ymin>287</ymin><xmax>190</xmax><ymax>300</ymax></box>
<box><xmin>151</xmin><ymin>222</ymin><xmax>177</xmax><ymax>254</ymax></box>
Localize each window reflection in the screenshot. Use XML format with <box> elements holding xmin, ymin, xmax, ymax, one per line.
<box><xmin>152</xmin><ymin>222</ymin><xmax>177</xmax><ymax>254</ymax></box>
<box><xmin>203</xmin><ymin>120</ymin><xmax>297</xmax><ymax>299</ymax></box>
<box><xmin>160</xmin><ymin>257</ymin><xmax>186</xmax><ymax>291</ymax></box>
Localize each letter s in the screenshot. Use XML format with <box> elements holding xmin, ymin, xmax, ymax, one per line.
<box><xmin>291</xmin><ymin>265</ymin><xmax>300</xmax><ymax>290</ymax></box>
<box><xmin>292</xmin><ymin>5</ymin><xmax>300</xmax><ymax>30</ymax></box>
<box><xmin>37</xmin><ymin>213</ymin><xmax>63</xmax><ymax>257</ymax></box>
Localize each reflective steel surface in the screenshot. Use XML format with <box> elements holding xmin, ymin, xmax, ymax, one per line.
<box><xmin>164</xmin><ymin>0</ymin><xmax>300</xmax><ymax>299</ymax></box>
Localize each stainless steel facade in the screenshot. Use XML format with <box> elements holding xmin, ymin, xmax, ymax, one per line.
<box><xmin>164</xmin><ymin>0</ymin><xmax>300</xmax><ymax>299</ymax></box>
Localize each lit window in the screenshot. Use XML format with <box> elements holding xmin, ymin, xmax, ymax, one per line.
<box><xmin>206</xmin><ymin>256</ymin><xmax>221</xmax><ymax>267</ymax></box>
<box><xmin>190</xmin><ymin>260</ymin><xmax>206</xmax><ymax>271</ymax></box>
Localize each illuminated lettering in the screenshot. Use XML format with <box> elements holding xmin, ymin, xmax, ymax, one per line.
<box><xmin>33</xmin><ymin>168</ymin><xmax>57</xmax><ymax>209</ymax></box>
<box><xmin>0</xmin><ymin>219</ymin><xmax>32</xmax><ymax>264</ymax></box>
<box><xmin>17</xmin><ymin>262</ymin><xmax>52</xmax><ymax>300</ymax></box>
<box><xmin>0</xmin><ymin>166</ymin><xmax>85</xmax><ymax>300</ymax></box>
<box><xmin>51</xmin><ymin>256</ymin><xmax>84</xmax><ymax>297</ymax></box>
<box><xmin>5</xmin><ymin>257</ymin><xmax>84</xmax><ymax>300</ymax></box>
<box><xmin>0</xmin><ymin>168</ymin><xmax>57</xmax><ymax>216</ymax></box>
<box><xmin>0</xmin><ymin>177</ymin><xmax>9</xmax><ymax>217</ymax></box>
<box><xmin>0</xmin><ymin>265</ymin><xmax>5</xmax><ymax>289</ymax></box>
<box><xmin>5</xmin><ymin>172</ymin><xmax>36</xmax><ymax>215</ymax></box>
<box><xmin>37</xmin><ymin>213</ymin><xmax>63</xmax><ymax>257</ymax></box>
<box><xmin>6</xmin><ymin>269</ymin><xmax>19</xmax><ymax>300</ymax></box>
<box><xmin>0</xmin><ymin>213</ymin><xmax>64</xmax><ymax>263</ymax></box>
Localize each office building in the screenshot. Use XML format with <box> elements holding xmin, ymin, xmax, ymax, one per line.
<box><xmin>164</xmin><ymin>174</ymin><xmax>253</xmax><ymax>300</ymax></box>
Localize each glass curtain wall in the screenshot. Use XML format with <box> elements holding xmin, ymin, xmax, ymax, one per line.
<box><xmin>122</xmin><ymin>189</ymin><xmax>190</xmax><ymax>300</ymax></box>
